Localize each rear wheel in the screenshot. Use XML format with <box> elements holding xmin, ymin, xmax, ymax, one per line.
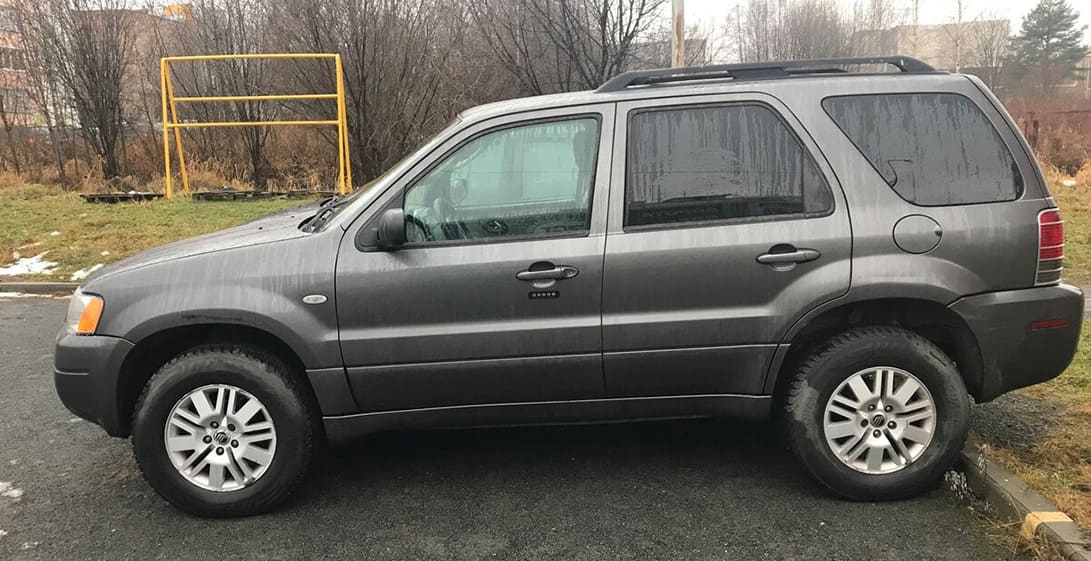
<box><xmin>784</xmin><ymin>326</ymin><xmax>970</xmax><ymax>500</ymax></box>
<box><xmin>132</xmin><ymin>347</ymin><xmax>319</xmax><ymax>517</ymax></box>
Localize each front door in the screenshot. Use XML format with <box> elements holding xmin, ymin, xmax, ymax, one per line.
<box><xmin>336</xmin><ymin>107</ymin><xmax>614</xmax><ymax>412</ymax></box>
<box><xmin>602</xmin><ymin>94</ymin><xmax>852</xmax><ymax>398</ymax></box>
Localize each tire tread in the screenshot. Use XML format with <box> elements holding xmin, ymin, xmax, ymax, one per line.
<box><xmin>131</xmin><ymin>345</ymin><xmax>318</xmax><ymax>517</ymax></box>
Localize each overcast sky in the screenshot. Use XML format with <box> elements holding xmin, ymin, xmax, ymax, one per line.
<box><xmin>681</xmin><ymin>0</ymin><xmax>1091</xmax><ymax>61</ymax></box>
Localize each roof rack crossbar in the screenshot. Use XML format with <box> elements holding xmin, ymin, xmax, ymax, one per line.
<box><xmin>596</xmin><ymin>56</ymin><xmax>936</xmax><ymax>93</ymax></box>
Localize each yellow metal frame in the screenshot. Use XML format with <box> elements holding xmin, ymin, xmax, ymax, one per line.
<box><xmin>160</xmin><ymin>53</ymin><xmax>353</xmax><ymax>198</ymax></box>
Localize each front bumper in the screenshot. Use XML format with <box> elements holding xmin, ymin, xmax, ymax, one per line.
<box><xmin>949</xmin><ymin>283</ymin><xmax>1083</xmax><ymax>402</ymax></box>
<box><xmin>54</xmin><ymin>332</ymin><xmax>134</xmax><ymax>437</ymax></box>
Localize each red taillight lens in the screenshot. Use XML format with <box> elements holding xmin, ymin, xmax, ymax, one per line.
<box><xmin>1037</xmin><ymin>209</ymin><xmax>1064</xmax><ymax>285</ymax></box>
<box><xmin>1040</xmin><ymin>211</ymin><xmax>1063</xmax><ymax>247</ymax></box>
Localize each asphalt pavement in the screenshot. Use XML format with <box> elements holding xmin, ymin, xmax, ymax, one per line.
<box><xmin>0</xmin><ymin>297</ymin><xmax>1024</xmax><ymax>561</ymax></box>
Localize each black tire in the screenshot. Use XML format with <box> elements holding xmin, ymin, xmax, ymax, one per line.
<box><xmin>783</xmin><ymin>326</ymin><xmax>970</xmax><ymax>500</ymax></box>
<box><xmin>132</xmin><ymin>346</ymin><xmax>319</xmax><ymax>517</ymax></box>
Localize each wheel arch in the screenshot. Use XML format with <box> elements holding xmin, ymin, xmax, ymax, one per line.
<box><xmin>766</xmin><ymin>297</ymin><xmax>985</xmax><ymax>403</ymax></box>
<box><xmin>115</xmin><ymin>323</ymin><xmax>317</xmax><ymax>437</ymax></box>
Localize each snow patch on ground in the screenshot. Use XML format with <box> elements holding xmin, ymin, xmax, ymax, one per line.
<box><xmin>70</xmin><ymin>264</ymin><xmax>103</xmax><ymax>281</ymax></box>
<box><xmin>0</xmin><ymin>253</ymin><xmax>57</xmax><ymax>277</ymax></box>
<box><xmin>0</xmin><ymin>481</ymin><xmax>24</xmax><ymax>501</ymax></box>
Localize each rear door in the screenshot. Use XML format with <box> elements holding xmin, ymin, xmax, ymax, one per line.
<box><xmin>602</xmin><ymin>93</ymin><xmax>852</xmax><ymax>397</ymax></box>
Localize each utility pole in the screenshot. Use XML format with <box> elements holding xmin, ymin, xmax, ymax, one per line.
<box><xmin>672</xmin><ymin>0</ymin><xmax>685</xmax><ymax>67</ymax></box>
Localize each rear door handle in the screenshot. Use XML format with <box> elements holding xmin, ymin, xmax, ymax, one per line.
<box><xmin>516</xmin><ymin>266</ymin><xmax>579</xmax><ymax>281</ymax></box>
<box><xmin>756</xmin><ymin>248</ymin><xmax>821</xmax><ymax>265</ymax></box>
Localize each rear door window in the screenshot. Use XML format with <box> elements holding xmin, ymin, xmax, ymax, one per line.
<box><xmin>625</xmin><ymin>103</ymin><xmax>833</xmax><ymax>228</ymax></box>
<box><xmin>823</xmin><ymin>93</ymin><xmax>1022</xmax><ymax>206</ymax></box>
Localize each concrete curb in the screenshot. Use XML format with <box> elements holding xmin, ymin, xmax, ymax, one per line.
<box><xmin>0</xmin><ymin>282</ymin><xmax>79</xmax><ymax>294</ymax></box>
<box><xmin>961</xmin><ymin>444</ymin><xmax>1091</xmax><ymax>561</ymax></box>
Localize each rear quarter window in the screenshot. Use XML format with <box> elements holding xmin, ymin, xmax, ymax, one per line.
<box><xmin>822</xmin><ymin>93</ymin><xmax>1022</xmax><ymax>206</ymax></box>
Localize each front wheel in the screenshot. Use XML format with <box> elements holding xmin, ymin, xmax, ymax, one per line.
<box><xmin>784</xmin><ymin>326</ymin><xmax>971</xmax><ymax>500</ymax></box>
<box><xmin>131</xmin><ymin>347</ymin><xmax>319</xmax><ymax>517</ymax></box>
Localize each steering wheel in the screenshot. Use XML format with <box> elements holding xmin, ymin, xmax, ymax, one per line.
<box><xmin>406</xmin><ymin>213</ymin><xmax>433</xmax><ymax>243</ymax></box>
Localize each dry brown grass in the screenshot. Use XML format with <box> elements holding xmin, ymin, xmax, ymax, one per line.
<box><xmin>982</xmin><ymin>391</ymin><xmax>1091</xmax><ymax>528</ymax></box>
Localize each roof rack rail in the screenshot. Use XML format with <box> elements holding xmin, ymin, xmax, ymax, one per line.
<box><xmin>595</xmin><ymin>56</ymin><xmax>936</xmax><ymax>93</ymax></box>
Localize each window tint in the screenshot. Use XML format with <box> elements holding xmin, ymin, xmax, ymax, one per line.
<box><xmin>404</xmin><ymin>118</ymin><xmax>599</xmax><ymax>243</ymax></box>
<box><xmin>823</xmin><ymin>93</ymin><xmax>1022</xmax><ymax>206</ymax></box>
<box><xmin>626</xmin><ymin>104</ymin><xmax>832</xmax><ymax>227</ymax></box>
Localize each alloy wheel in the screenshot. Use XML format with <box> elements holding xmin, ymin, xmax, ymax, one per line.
<box><xmin>822</xmin><ymin>367</ymin><xmax>936</xmax><ymax>475</ymax></box>
<box><xmin>163</xmin><ymin>384</ymin><xmax>277</xmax><ymax>492</ymax></box>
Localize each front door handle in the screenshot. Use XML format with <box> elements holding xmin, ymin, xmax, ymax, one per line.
<box><xmin>756</xmin><ymin>247</ymin><xmax>821</xmax><ymax>265</ymax></box>
<box><xmin>516</xmin><ymin>265</ymin><xmax>579</xmax><ymax>281</ymax></box>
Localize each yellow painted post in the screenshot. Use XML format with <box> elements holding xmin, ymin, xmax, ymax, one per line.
<box><xmin>174</xmin><ymin>94</ymin><xmax>340</xmax><ymax>102</ymax></box>
<box><xmin>163</xmin><ymin>62</ymin><xmax>191</xmax><ymax>196</ymax></box>
<box><xmin>166</xmin><ymin>121</ymin><xmax>342</xmax><ymax>128</ymax></box>
<box><xmin>334</xmin><ymin>55</ymin><xmax>347</xmax><ymax>195</ymax></box>
<box><xmin>336</xmin><ymin>55</ymin><xmax>353</xmax><ymax>193</ymax></box>
<box><xmin>161</xmin><ymin>59</ymin><xmax>174</xmax><ymax>199</ymax></box>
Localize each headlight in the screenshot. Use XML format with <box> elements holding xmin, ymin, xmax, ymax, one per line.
<box><xmin>65</xmin><ymin>288</ymin><xmax>104</xmax><ymax>335</ymax></box>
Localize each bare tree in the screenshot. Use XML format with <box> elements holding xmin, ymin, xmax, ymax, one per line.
<box><xmin>14</xmin><ymin>0</ymin><xmax>76</xmax><ymax>184</ymax></box>
<box><xmin>23</xmin><ymin>0</ymin><xmax>137</xmax><ymax>180</ymax></box>
<box><xmin>158</xmin><ymin>0</ymin><xmax>280</xmax><ymax>190</ymax></box>
<box><xmin>733</xmin><ymin>0</ymin><xmax>850</xmax><ymax>62</ymax></box>
<box><xmin>969</xmin><ymin>18</ymin><xmax>1010</xmax><ymax>87</ymax></box>
<box><xmin>941</xmin><ymin>0</ymin><xmax>974</xmax><ymax>72</ymax></box>
<box><xmin>781</xmin><ymin>0</ymin><xmax>851</xmax><ymax>59</ymax></box>
<box><xmin>633</xmin><ymin>23</ymin><xmax>718</xmax><ymax>68</ymax></box>
<box><xmin>469</xmin><ymin>0</ymin><xmax>665</xmax><ymax>94</ymax></box>
<box><xmin>467</xmin><ymin>0</ymin><xmax>576</xmax><ymax>95</ymax></box>
<box><xmin>270</xmin><ymin>0</ymin><xmax>470</xmax><ymax>182</ymax></box>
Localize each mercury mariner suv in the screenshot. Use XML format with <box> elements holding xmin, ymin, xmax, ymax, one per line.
<box><xmin>55</xmin><ymin>56</ymin><xmax>1084</xmax><ymax>517</ymax></box>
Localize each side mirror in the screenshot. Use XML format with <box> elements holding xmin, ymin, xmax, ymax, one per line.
<box><xmin>376</xmin><ymin>208</ymin><xmax>407</xmax><ymax>248</ymax></box>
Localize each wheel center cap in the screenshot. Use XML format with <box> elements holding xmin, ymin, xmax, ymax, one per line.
<box><xmin>213</xmin><ymin>431</ymin><xmax>229</xmax><ymax>444</ymax></box>
<box><xmin>871</xmin><ymin>414</ymin><xmax>887</xmax><ymax>428</ymax></box>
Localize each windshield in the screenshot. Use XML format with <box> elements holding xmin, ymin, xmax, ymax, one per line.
<box><xmin>304</xmin><ymin>116</ymin><xmax>464</xmax><ymax>232</ymax></box>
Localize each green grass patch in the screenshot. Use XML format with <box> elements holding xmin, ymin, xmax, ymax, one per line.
<box><xmin>0</xmin><ymin>184</ymin><xmax>309</xmax><ymax>280</ymax></box>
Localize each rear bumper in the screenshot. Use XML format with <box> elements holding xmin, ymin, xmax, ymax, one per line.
<box><xmin>949</xmin><ymin>284</ymin><xmax>1083</xmax><ymax>402</ymax></box>
<box><xmin>54</xmin><ymin>332</ymin><xmax>134</xmax><ymax>437</ymax></box>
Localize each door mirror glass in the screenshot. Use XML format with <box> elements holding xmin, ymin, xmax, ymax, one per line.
<box><xmin>377</xmin><ymin>208</ymin><xmax>408</xmax><ymax>248</ymax></box>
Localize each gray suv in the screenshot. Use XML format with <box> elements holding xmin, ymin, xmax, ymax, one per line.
<box><xmin>55</xmin><ymin>57</ymin><xmax>1084</xmax><ymax>517</ymax></box>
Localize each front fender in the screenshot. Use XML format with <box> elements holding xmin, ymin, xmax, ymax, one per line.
<box><xmin>86</xmin><ymin>237</ymin><xmax>341</xmax><ymax>369</ymax></box>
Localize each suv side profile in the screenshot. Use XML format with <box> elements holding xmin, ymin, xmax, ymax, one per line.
<box><xmin>54</xmin><ymin>57</ymin><xmax>1084</xmax><ymax>517</ymax></box>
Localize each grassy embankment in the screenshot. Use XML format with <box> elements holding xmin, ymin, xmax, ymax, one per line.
<box><xmin>0</xmin><ymin>184</ymin><xmax>308</xmax><ymax>281</ymax></box>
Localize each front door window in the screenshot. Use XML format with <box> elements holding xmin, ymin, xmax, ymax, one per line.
<box><xmin>404</xmin><ymin>117</ymin><xmax>600</xmax><ymax>243</ymax></box>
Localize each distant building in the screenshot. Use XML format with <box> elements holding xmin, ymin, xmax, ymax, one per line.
<box><xmin>853</xmin><ymin>20</ymin><xmax>1010</xmax><ymax>73</ymax></box>
<box><xmin>1054</xmin><ymin>53</ymin><xmax>1091</xmax><ymax>98</ymax></box>
<box><xmin>0</xmin><ymin>0</ymin><xmax>31</xmax><ymax>125</ymax></box>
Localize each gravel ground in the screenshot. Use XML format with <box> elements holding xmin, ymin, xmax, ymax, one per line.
<box><xmin>972</xmin><ymin>393</ymin><xmax>1066</xmax><ymax>456</ymax></box>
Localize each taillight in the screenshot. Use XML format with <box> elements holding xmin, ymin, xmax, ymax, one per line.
<box><xmin>1036</xmin><ymin>209</ymin><xmax>1064</xmax><ymax>286</ymax></box>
